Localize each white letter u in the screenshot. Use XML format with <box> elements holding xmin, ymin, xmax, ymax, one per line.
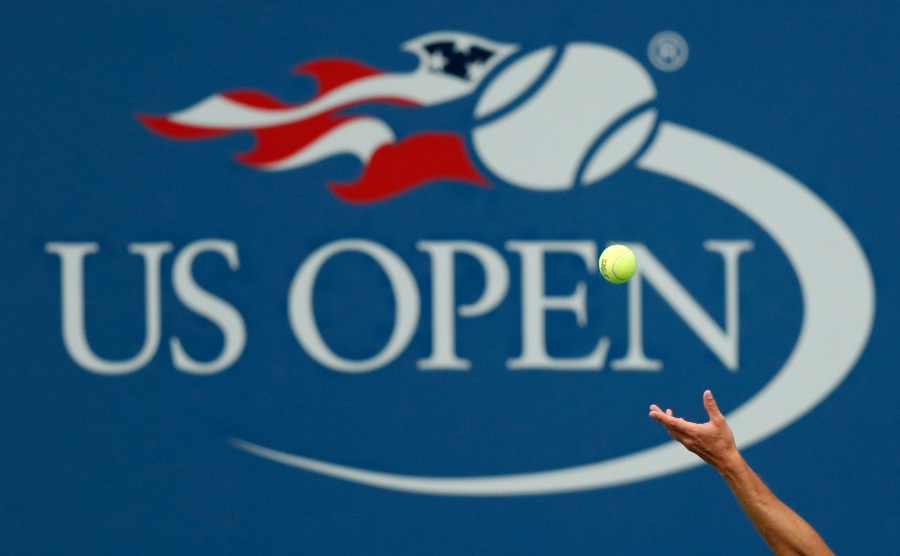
<box><xmin>45</xmin><ymin>242</ymin><xmax>172</xmax><ymax>375</ymax></box>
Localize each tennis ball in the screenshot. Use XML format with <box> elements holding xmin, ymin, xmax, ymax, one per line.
<box><xmin>472</xmin><ymin>43</ymin><xmax>657</xmax><ymax>190</ymax></box>
<box><xmin>599</xmin><ymin>244</ymin><xmax>636</xmax><ymax>284</ymax></box>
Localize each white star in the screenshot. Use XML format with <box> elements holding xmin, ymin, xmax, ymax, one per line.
<box><xmin>454</xmin><ymin>36</ymin><xmax>475</xmax><ymax>56</ymax></box>
<box><xmin>467</xmin><ymin>58</ymin><xmax>488</xmax><ymax>81</ymax></box>
<box><xmin>427</xmin><ymin>50</ymin><xmax>448</xmax><ymax>72</ymax></box>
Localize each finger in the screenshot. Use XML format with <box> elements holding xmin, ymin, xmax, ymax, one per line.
<box><xmin>649</xmin><ymin>404</ymin><xmax>662</xmax><ymax>412</ymax></box>
<box><xmin>703</xmin><ymin>390</ymin><xmax>723</xmax><ymax>421</ymax></box>
<box><xmin>651</xmin><ymin>411</ymin><xmax>689</xmax><ymax>432</ymax></box>
<box><xmin>664</xmin><ymin>416</ymin><xmax>690</xmax><ymax>432</ymax></box>
<box><xmin>666</xmin><ymin>409</ymin><xmax>673</xmax><ymax>416</ymax></box>
<box><xmin>649</xmin><ymin>408</ymin><xmax>674</xmax><ymax>424</ymax></box>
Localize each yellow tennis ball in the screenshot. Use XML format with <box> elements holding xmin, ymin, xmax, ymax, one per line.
<box><xmin>599</xmin><ymin>244</ymin><xmax>636</xmax><ymax>284</ymax></box>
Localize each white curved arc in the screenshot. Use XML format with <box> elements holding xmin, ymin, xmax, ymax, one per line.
<box><xmin>637</xmin><ymin>123</ymin><xmax>874</xmax><ymax>448</ymax></box>
<box><xmin>230</xmin><ymin>437</ymin><xmax>700</xmax><ymax>496</ymax></box>
<box><xmin>232</xmin><ymin>121</ymin><xmax>874</xmax><ymax>496</ymax></box>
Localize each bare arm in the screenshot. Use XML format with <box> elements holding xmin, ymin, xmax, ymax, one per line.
<box><xmin>649</xmin><ymin>390</ymin><xmax>833</xmax><ymax>556</ymax></box>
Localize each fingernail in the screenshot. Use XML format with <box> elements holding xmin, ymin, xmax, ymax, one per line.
<box><xmin>704</xmin><ymin>390</ymin><xmax>712</xmax><ymax>399</ymax></box>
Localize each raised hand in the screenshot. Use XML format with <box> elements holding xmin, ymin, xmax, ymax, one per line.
<box><xmin>648</xmin><ymin>389</ymin><xmax>739</xmax><ymax>472</ymax></box>
<box><xmin>648</xmin><ymin>390</ymin><xmax>834</xmax><ymax>555</ymax></box>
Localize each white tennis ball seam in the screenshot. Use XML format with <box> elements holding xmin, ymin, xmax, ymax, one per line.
<box><xmin>611</xmin><ymin>254</ymin><xmax>625</xmax><ymax>280</ymax></box>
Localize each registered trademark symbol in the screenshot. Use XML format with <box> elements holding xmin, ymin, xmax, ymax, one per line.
<box><xmin>648</xmin><ymin>31</ymin><xmax>689</xmax><ymax>72</ymax></box>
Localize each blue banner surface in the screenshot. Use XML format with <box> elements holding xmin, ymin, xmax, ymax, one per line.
<box><xmin>2</xmin><ymin>1</ymin><xmax>897</xmax><ymax>554</ymax></box>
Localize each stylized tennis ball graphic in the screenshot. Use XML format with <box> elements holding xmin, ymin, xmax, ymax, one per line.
<box><xmin>472</xmin><ymin>43</ymin><xmax>657</xmax><ymax>190</ymax></box>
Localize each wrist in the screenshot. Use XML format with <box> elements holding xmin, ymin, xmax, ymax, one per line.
<box><xmin>713</xmin><ymin>448</ymin><xmax>746</xmax><ymax>478</ymax></box>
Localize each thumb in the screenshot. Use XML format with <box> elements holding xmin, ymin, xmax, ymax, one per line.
<box><xmin>703</xmin><ymin>390</ymin><xmax>723</xmax><ymax>421</ymax></box>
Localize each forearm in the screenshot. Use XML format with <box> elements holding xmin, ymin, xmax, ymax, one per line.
<box><xmin>716</xmin><ymin>453</ymin><xmax>833</xmax><ymax>556</ymax></box>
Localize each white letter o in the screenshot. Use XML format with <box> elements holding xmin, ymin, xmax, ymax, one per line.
<box><xmin>288</xmin><ymin>239</ymin><xmax>420</xmax><ymax>373</ymax></box>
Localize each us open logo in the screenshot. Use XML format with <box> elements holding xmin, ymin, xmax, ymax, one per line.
<box><xmin>47</xmin><ymin>31</ymin><xmax>874</xmax><ymax>496</ymax></box>
<box><xmin>136</xmin><ymin>31</ymin><xmax>658</xmax><ymax>199</ymax></box>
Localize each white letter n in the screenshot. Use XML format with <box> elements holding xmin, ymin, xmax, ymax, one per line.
<box><xmin>611</xmin><ymin>240</ymin><xmax>754</xmax><ymax>372</ymax></box>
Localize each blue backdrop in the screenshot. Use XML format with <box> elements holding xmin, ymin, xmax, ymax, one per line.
<box><xmin>2</xmin><ymin>1</ymin><xmax>897</xmax><ymax>554</ymax></box>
